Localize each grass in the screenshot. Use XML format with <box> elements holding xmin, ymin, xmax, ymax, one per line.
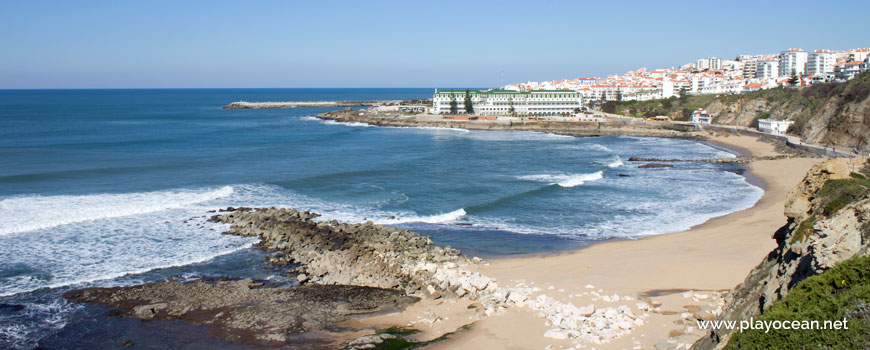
<box><xmin>816</xmin><ymin>175</ymin><xmax>870</xmax><ymax>215</ymax></box>
<box><xmin>725</xmin><ymin>255</ymin><xmax>870</xmax><ymax>349</ymax></box>
<box><xmin>789</xmin><ymin>216</ymin><xmax>816</xmax><ymax>244</ymax></box>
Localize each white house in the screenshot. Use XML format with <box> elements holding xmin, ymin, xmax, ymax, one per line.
<box><xmin>691</xmin><ymin>108</ymin><xmax>713</xmax><ymax>125</ymax></box>
<box><xmin>758</xmin><ymin>119</ymin><xmax>793</xmax><ymax>135</ymax></box>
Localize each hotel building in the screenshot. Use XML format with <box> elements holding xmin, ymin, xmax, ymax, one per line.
<box><xmin>432</xmin><ymin>89</ymin><xmax>583</xmax><ymax>117</ymax></box>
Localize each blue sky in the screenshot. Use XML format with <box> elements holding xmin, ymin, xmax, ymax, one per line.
<box><xmin>1</xmin><ymin>0</ymin><xmax>868</xmax><ymax>88</ymax></box>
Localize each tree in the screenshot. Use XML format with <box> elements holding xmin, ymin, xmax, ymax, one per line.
<box><xmin>678</xmin><ymin>87</ymin><xmax>687</xmax><ymax>101</ymax></box>
<box><xmin>789</xmin><ymin>69</ymin><xmax>799</xmax><ymax>86</ymax></box>
<box><xmin>463</xmin><ymin>89</ymin><xmax>474</xmax><ymax>114</ymax></box>
<box><xmin>615</xmin><ymin>88</ymin><xmax>623</xmax><ymax>102</ymax></box>
<box><xmin>508</xmin><ymin>97</ymin><xmax>515</xmax><ymax>117</ymax></box>
<box><xmin>449</xmin><ymin>93</ymin><xmax>458</xmax><ymax>114</ymax></box>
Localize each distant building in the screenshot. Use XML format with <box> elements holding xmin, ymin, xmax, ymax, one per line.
<box><xmin>758</xmin><ymin>119</ymin><xmax>793</xmax><ymax>135</ymax></box>
<box><xmin>756</xmin><ymin>60</ymin><xmax>780</xmax><ymax>79</ymax></box>
<box><xmin>807</xmin><ymin>50</ymin><xmax>837</xmax><ymax>75</ymax></box>
<box><xmin>695</xmin><ymin>56</ymin><xmax>721</xmax><ymax>70</ymax></box>
<box><xmin>691</xmin><ymin>108</ymin><xmax>713</xmax><ymax>125</ymax></box>
<box><xmin>779</xmin><ymin>48</ymin><xmax>808</xmax><ymax>77</ymax></box>
<box><xmin>836</xmin><ymin>60</ymin><xmax>868</xmax><ymax>80</ymax></box>
<box><xmin>848</xmin><ymin>48</ymin><xmax>870</xmax><ymax>63</ymax></box>
<box><xmin>432</xmin><ymin>89</ymin><xmax>583</xmax><ymax>117</ymax></box>
<box><xmin>742</xmin><ymin>58</ymin><xmax>758</xmax><ymax>79</ymax></box>
<box><xmin>398</xmin><ymin>106</ymin><xmax>425</xmax><ymax>113</ymax></box>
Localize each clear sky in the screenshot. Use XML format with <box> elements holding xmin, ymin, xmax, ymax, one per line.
<box><xmin>1</xmin><ymin>0</ymin><xmax>868</xmax><ymax>89</ymax></box>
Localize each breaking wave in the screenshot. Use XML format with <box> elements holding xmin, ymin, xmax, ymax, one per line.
<box><xmin>518</xmin><ymin>171</ymin><xmax>605</xmax><ymax>188</ymax></box>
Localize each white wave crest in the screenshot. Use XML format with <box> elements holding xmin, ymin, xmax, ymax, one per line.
<box><xmin>0</xmin><ymin>186</ymin><xmax>234</xmax><ymax>236</ymax></box>
<box><xmin>607</xmin><ymin>156</ymin><xmax>624</xmax><ymax>168</ymax></box>
<box><xmin>300</xmin><ymin>116</ymin><xmax>373</xmax><ymax>128</ymax></box>
<box><xmin>376</xmin><ymin>208</ymin><xmax>467</xmax><ymax>225</ymax></box>
<box><xmin>518</xmin><ymin>171</ymin><xmax>604</xmax><ymax>188</ymax></box>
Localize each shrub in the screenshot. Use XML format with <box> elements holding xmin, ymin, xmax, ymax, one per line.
<box><xmin>725</xmin><ymin>256</ymin><xmax>870</xmax><ymax>349</ymax></box>
<box><xmin>816</xmin><ymin>177</ymin><xmax>870</xmax><ymax>215</ymax></box>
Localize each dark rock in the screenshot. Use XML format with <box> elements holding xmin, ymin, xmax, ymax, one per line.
<box><xmin>617</xmin><ymin>173</ymin><xmax>631</xmax><ymax>177</ymax></box>
<box><xmin>0</xmin><ymin>303</ymin><xmax>25</xmax><ymax>312</ymax></box>
<box><xmin>64</xmin><ymin>279</ymin><xmax>418</xmax><ymax>344</ymax></box>
<box><xmin>638</xmin><ymin>163</ymin><xmax>674</xmax><ymax>169</ymax></box>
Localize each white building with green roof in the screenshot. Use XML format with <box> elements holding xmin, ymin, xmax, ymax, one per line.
<box><xmin>432</xmin><ymin>89</ymin><xmax>583</xmax><ymax>117</ymax></box>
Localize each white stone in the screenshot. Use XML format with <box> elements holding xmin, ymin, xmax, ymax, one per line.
<box><xmin>544</xmin><ymin>328</ymin><xmax>570</xmax><ymax>340</ymax></box>
<box><xmin>578</xmin><ymin>304</ymin><xmax>595</xmax><ymax>316</ymax></box>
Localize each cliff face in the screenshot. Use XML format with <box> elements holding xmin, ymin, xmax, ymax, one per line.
<box><xmin>705</xmin><ymin>73</ymin><xmax>870</xmax><ymax>154</ymax></box>
<box><xmin>693</xmin><ymin>158</ymin><xmax>870</xmax><ymax>349</ymax></box>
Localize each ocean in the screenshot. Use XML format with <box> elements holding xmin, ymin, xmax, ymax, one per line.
<box><xmin>0</xmin><ymin>88</ymin><xmax>763</xmax><ymax>349</ymax></box>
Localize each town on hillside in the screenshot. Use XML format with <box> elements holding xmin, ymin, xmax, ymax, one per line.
<box><xmin>504</xmin><ymin>47</ymin><xmax>870</xmax><ymax>102</ymax></box>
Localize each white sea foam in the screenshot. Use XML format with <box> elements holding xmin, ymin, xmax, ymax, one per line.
<box><xmin>375</xmin><ymin>208</ymin><xmax>467</xmax><ymax>225</ymax></box>
<box><xmin>0</xmin><ymin>186</ymin><xmax>234</xmax><ymax>236</ymax></box>
<box><xmin>607</xmin><ymin>156</ymin><xmax>624</xmax><ymax>168</ymax></box>
<box><xmin>0</xmin><ymin>210</ymin><xmax>254</xmax><ymax>297</ymax></box>
<box><xmin>518</xmin><ymin>171</ymin><xmax>604</xmax><ymax>188</ymax></box>
<box><xmin>0</xmin><ymin>298</ymin><xmax>78</xmax><ymax>349</ymax></box>
<box><xmin>299</xmin><ymin>116</ymin><xmax>373</xmax><ymax>128</ymax></box>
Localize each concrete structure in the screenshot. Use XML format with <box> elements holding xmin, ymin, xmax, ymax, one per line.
<box><xmin>691</xmin><ymin>108</ymin><xmax>713</xmax><ymax>125</ymax></box>
<box><xmin>807</xmin><ymin>50</ymin><xmax>836</xmax><ymax>75</ymax></box>
<box><xmin>758</xmin><ymin>119</ymin><xmax>794</xmax><ymax>135</ymax></box>
<box><xmin>432</xmin><ymin>89</ymin><xmax>583</xmax><ymax>117</ymax></box>
<box><xmin>779</xmin><ymin>48</ymin><xmax>808</xmax><ymax>77</ymax></box>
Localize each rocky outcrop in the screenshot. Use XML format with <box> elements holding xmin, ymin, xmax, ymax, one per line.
<box><xmin>63</xmin><ymin>279</ymin><xmax>418</xmax><ymax>345</ymax></box>
<box><xmin>209</xmin><ymin>208</ymin><xmax>467</xmax><ymax>298</ymax></box>
<box><xmin>692</xmin><ymin>158</ymin><xmax>870</xmax><ymax>349</ymax></box>
<box><xmin>627</xmin><ymin>155</ymin><xmax>791</xmax><ymax>164</ymax></box>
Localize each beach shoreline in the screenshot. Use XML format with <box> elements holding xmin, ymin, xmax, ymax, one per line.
<box><xmin>336</xmin><ymin>125</ymin><xmax>822</xmax><ymax>349</ymax></box>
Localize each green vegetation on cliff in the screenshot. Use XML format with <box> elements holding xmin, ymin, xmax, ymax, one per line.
<box><xmin>601</xmin><ymin>93</ymin><xmax>718</xmax><ymax>120</ymax></box>
<box><xmin>724</xmin><ymin>255</ymin><xmax>870</xmax><ymax>350</ymax></box>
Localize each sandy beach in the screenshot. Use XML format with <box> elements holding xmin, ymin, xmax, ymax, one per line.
<box><xmin>346</xmin><ymin>134</ymin><xmax>822</xmax><ymax>350</ymax></box>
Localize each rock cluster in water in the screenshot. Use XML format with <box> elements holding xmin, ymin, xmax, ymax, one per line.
<box><xmin>63</xmin><ymin>278</ymin><xmax>418</xmax><ymax>344</ymax></box>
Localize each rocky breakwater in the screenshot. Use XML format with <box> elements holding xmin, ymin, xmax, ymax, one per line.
<box><xmin>223</xmin><ymin>100</ymin><xmax>403</xmax><ymax>109</ymax></box>
<box><xmin>692</xmin><ymin>157</ymin><xmax>870</xmax><ymax>349</ymax></box>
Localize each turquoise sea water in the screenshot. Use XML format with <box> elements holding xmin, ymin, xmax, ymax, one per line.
<box><xmin>0</xmin><ymin>89</ymin><xmax>762</xmax><ymax>348</ymax></box>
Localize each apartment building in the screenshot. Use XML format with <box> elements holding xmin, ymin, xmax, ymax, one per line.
<box><xmin>779</xmin><ymin>48</ymin><xmax>808</xmax><ymax>77</ymax></box>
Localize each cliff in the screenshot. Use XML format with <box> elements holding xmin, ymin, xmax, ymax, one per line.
<box><xmin>605</xmin><ymin>72</ymin><xmax>870</xmax><ymax>154</ymax></box>
<box><xmin>692</xmin><ymin>158</ymin><xmax>870</xmax><ymax>349</ymax></box>
<box><xmin>707</xmin><ymin>73</ymin><xmax>870</xmax><ymax>154</ymax></box>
